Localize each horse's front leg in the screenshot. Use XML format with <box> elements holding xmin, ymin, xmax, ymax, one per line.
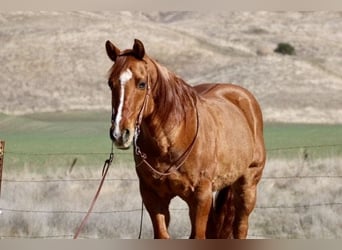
<box><xmin>188</xmin><ymin>179</ymin><xmax>213</xmax><ymax>239</ymax></box>
<box><xmin>139</xmin><ymin>182</ymin><xmax>171</xmax><ymax>239</ymax></box>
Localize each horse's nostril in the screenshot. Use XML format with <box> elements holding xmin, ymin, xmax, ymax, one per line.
<box><xmin>122</xmin><ymin>129</ymin><xmax>130</xmax><ymax>141</ymax></box>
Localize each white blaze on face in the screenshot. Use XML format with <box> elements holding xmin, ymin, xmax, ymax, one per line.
<box><xmin>114</xmin><ymin>69</ymin><xmax>133</xmax><ymax>137</ymax></box>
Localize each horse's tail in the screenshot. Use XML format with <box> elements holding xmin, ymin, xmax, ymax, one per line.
<box><xmin>206</xmin><ymin>186</ymin><xmax>235</xmax><ymax>239</ymax></box>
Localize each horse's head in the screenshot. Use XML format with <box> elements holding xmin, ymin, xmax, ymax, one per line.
<box><xmin>105</xmin><ymin>39</ymin><xmax>153</xmax><ymax>149</ymax></box>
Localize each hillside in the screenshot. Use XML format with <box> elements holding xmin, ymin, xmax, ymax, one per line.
<box><xmin>0</xmin><ymin>11</ymin><xmax>341</xmax><ymax>123</ymax></box>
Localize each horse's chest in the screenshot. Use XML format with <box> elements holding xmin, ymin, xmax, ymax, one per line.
<box><xmin>137</xmin><ymin>167</ymin><xmax>196</xmax><ymax>198</ymax></box>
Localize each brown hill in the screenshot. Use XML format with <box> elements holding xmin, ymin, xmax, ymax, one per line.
<box><xmin>1</xmin><ymin>11</ymin><xmax>341</xmax><ymax>123</ymax></box>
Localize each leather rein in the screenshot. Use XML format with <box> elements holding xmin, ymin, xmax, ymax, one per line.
<box><xmin>133</xmin><ymin>71</ymin><xmax>199</xmax><ymax>177</ymax></box>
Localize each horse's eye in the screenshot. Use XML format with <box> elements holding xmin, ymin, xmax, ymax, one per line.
<box><xmin>137</xmin><ymin>82</ymin><xmax>146</xmax><ymax>90</ymax></box>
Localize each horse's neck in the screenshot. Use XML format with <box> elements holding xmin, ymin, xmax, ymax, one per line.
<box><xmin>140</xmin><ymin>65</ymin><xmax>198</xmax><ymax>159</ymax></box>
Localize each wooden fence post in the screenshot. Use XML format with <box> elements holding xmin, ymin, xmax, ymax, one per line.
<box><xmin>0</xmin><ymin>140</ymin><xmax>4</xmax><ymax>197</ymax></box>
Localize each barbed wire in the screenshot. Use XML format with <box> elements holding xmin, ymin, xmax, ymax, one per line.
<box><xmin>0</xmin><ymin>233</ymin><xmax>335</xmax><ymax>239</ymax></box>
<box><xmin>2</xmin><ymin>177</ymin><xmax>138</xmax><ymax>183</ymax></box>
<box><xmin>0</xmin><ymin>233</ymin><xmax>328</xmax><ymax>239</ymax></box>
<box><xmin>3</xmin><ymin>143</ymin><xmax>342</xmax><ymax>156</ymax></box>
<box><xmin>1</xmin><ymin>202</ymin><xmax>341</xmax><ymax>215</ymax></box>
<box><xmin>266</xmin><ymin>143</ymin><xmax>342</xmax><ymax>151</ymax></box>
<box><xmin>0</xmin><ymin>234</ymin><xmax>75</xmax><ymax>239</ymax></box>
<box><xmin>0</xmin><ymin>208</ymin><xmax>143</xmax><ymax>214</ymax></box>
<box><xmin>1</xmin><ymin>174</ymin><xmax>342</xmax><ymax>184</ymax></box>
<box><xmin>3</xmin><ymin>151</ymin><xmax>123</xmax><ymax>156</ymax></box>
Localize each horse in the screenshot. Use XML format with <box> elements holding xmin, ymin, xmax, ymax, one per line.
<box><xmin>105</xmin><ymin>39</ymin><xmax>266</xmax><ymax>239</ymax></box>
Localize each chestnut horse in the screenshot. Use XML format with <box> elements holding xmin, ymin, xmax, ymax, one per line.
<box><xmin>105</xmin><ymin>39</ymin><xmax>266</xmax><ymax>239</ymax></box>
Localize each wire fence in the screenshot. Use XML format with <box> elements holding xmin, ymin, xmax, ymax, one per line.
<box><xmin>3</xmin><ymin>143</ymin><xmax>342</xmax><ymax>155</ymax></box>
<box><xmin>0</xmin><ymin>143</ymin><xmax>341</xmax><ymax>239</ymax></box>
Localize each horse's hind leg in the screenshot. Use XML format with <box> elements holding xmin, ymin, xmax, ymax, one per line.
<box><xmin>232</xmin><ymin>175</ymin><xmax>258</xmax><ymax>239</ymax></box>
<box><xmin>206</xmin><ymin>186</ymin><xmax>235</xmax><ymax>239</ymax></box>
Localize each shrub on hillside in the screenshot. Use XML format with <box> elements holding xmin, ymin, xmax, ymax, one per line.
<box><xmin>274</xmin><ymin>43</ymin><xmax>296</xmax><ymax>55</ymax></box>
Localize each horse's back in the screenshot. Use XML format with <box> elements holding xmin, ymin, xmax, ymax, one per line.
<box><xmin>194</xmin><ymin>83</ymin><xmax>266</xmax><ymax>167</ymax></box>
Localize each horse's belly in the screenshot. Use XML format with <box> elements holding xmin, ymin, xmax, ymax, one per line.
<box><xmin>210</xmin><ymin>144</ymin><xmax>254</xmax><ymax>190</ymax></box>
<box><xmin>197</xmin><ymin>99</ymin><xmax>255</xmax><ymax>190</ymax></box>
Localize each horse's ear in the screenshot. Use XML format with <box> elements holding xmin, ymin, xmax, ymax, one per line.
<box><xmin>133</xmin><ymin>39</ymin><xmax>145</xmax><ymax>60</ymax></box>
<box><xmin>106</xmin><ymin>40</ymin><xmax>120</xmax><ymax>62</ymax></box>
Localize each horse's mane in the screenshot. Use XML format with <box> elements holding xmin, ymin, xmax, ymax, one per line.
<box><xmin>149</xmin><ymin>58</ymin><xmax>198</xmax><ymax>129</ymax></box>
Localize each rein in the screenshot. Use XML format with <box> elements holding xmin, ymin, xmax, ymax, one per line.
<box><xmin>73</xmin><ymin>144</ymin><xmax>114</xmax><ymax>239</ymax></box>
<box><xmin>133</xmin><ymin>77</ymin><xmax>200</xmax><ymax>177</ymax></box>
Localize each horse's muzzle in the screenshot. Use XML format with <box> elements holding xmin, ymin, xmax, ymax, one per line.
<box><xmin>109</xmin><ymin>126</ymin><xmax>133</xmax><ymax>149</ymax></box>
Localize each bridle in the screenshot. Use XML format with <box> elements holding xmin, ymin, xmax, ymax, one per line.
<box><xmin>133</xmin><ymin>64</ymin><xmax>199</xmax><ymax>177</ymax></box>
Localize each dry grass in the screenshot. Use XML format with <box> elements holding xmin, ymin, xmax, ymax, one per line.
<box><xmin>0</xmin><ymin>156</ymin><xmax>341</xmax><ymax>239</ymax></box>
